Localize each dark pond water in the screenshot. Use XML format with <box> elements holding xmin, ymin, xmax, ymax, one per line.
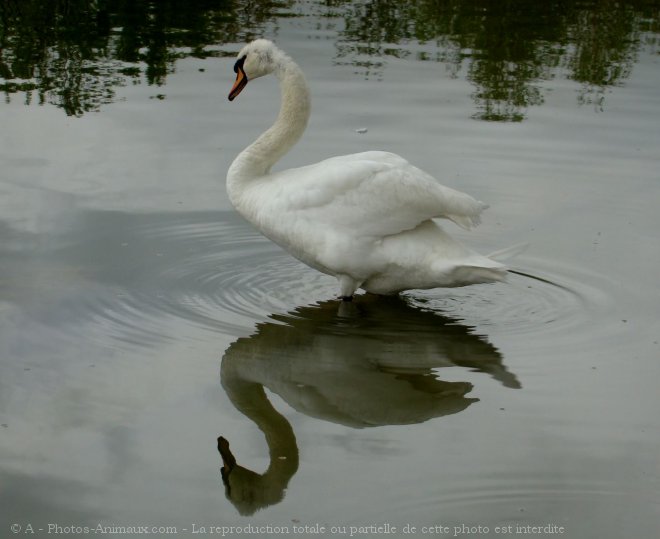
<box><xmin>1</xmin><ymin>1</ymin><xmax>659</xmax><ymax>538</ymax></box>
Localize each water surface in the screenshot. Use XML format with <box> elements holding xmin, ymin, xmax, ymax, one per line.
<box><xmin>1</xmin><ymin>1</ymin><xmax>659</xmax><ymax>538</ymax></box>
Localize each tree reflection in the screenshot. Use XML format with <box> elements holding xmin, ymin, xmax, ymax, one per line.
<box><xmin>0</xmin><ymin>0</ymin><xmax>293</xmax><ymax>115</ymax></box>
<box><xmin>566</xmin><ymin>0</ymin><xmax>650</xmax><ymax>110</ymax></box>
<box><xmin>0</xmin><ymin>0</ymin><xmax>657</xmax><ymax>118</ymax></box>
<box><xmin>333</xmin><ymin>0</ymin><xmax>659</xmax><ymax>120</ymax></box>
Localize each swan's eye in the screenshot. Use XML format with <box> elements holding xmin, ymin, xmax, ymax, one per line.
<box><xmin>234</xmin><ymin>55</ymin><xmax>247</xmax><ymax>74</ymax></box>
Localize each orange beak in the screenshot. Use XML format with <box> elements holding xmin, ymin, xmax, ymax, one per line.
<box><xmin>228</xmin><ymin>67</ymin><xmax>248</xmax><ymax>101</ymax></box>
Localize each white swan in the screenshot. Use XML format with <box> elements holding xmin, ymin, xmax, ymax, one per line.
<box><xmin>227</xmin><ymin>39</ymin><xmax>509</xmax><ymax>300</ymax></box>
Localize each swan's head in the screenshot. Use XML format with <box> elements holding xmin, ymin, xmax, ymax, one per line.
<box><xmin>228</xmin><ymin>39</ymin><xmax>281</xmax><ymax>101</ymax></box>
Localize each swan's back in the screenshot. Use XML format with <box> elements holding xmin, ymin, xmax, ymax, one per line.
<box><xmin>235</xmin><ymin>151</ymin><xmax>486</xmax><ymax>234</ymax></box>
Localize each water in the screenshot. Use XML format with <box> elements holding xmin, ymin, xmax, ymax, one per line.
<box><xmin>1</xmin><ymin>1</ymin><xmax>659</xmax><ymax>538</ymax></box>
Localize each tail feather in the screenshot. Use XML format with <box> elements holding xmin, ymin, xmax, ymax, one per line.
<box><xmin>446</xmin><ymin>201</ymin><xmax>488</xmax><ymax>231</ymax></box>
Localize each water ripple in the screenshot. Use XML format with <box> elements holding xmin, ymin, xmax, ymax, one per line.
<box><xmin>403</xmin><ymin>255</ymin><xmax>616</xmax><ymax>350</ymax></box>
<box><xmin>90</xmin><ymin>212</ymin><xmax>336</xmax><ymax>342</ymax></box>
<box><xmin>46</xmin><ymin>211</ymin><xmax>616</xmax><ymax>350</ymax></box>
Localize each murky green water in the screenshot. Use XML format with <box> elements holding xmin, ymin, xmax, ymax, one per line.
<box><xmin>1</xmin><ymin>2</ymin><xmax>659</xmax><ymax>538</ymax></box>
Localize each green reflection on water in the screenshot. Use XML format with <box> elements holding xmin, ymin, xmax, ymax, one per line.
<box><xmin>0</xmin><ymin>0</ymin><xmax>658</xmax><ymax>119</ymax></box>
<box><xmin>333</xmin><ymin>0</ymin><xmax>659</xmax><ymax>120</ymax></box>
<box><xmin>0</xmin><ymin>0</ymin><xmax>293</xmax><ymax>115</ymax></box>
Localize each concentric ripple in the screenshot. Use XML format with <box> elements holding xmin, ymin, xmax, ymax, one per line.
<box><xmin>58</xmin><ymin>210</ymin><xmax>337</xmax><ymax>345</ymax></box>
<box><xmin>403</xmin><ymin>254</ymin><xmax>616</xmax><ymax>351</ymax></box>
<box><xmin>405</xmin><ymin>266</ymin><xmax>586</xmax><ymax>333</ymax></box>
<box><xmin>49</xmin><ymin>210</ymin><xmax>615</xmax><ymax>350</ymax></box>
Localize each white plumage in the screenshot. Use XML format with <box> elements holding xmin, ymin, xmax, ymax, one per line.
<box><xmin>227</xmin><ymin>39</ymin><xmax>509</xmax><ymax>299</ymax></box>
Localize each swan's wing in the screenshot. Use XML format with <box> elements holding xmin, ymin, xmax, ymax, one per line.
<box><xmin>278</xmin><ymin>151</ymin><xmax>487</xmax><ymax>237</ymax></box>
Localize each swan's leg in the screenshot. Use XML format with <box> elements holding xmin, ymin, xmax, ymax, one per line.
<box><xmin>338</xmin><ymin>275</ymin><xmax>360</xmax><ymax>302</ymax></box>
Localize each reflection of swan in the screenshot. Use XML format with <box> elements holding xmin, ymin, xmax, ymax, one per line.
<box><xmin>218</xmin><ymin>295</ymin><xmax>519</xmax><ymax>513</ymax></box>
<box><xmin>227</xmin><ymin>39</ymin><xmax>510</xmax><ymax>300</ymax></box>
<box><xmin>217</xmin><ymin>380</ymin><xmax>298</xmax><ymax>516</ymax></box>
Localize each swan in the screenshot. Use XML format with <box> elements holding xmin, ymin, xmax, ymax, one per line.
<box><xmin>227</xmin><ymin>39</ymin><xmax>510</xmax><ymax>301</ymax></box>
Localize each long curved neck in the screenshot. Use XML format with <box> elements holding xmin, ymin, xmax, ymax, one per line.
<box><xmin>227</xmin><ymin>57</ymin><xmax>311</xmax><ymax>192</ymax></box>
